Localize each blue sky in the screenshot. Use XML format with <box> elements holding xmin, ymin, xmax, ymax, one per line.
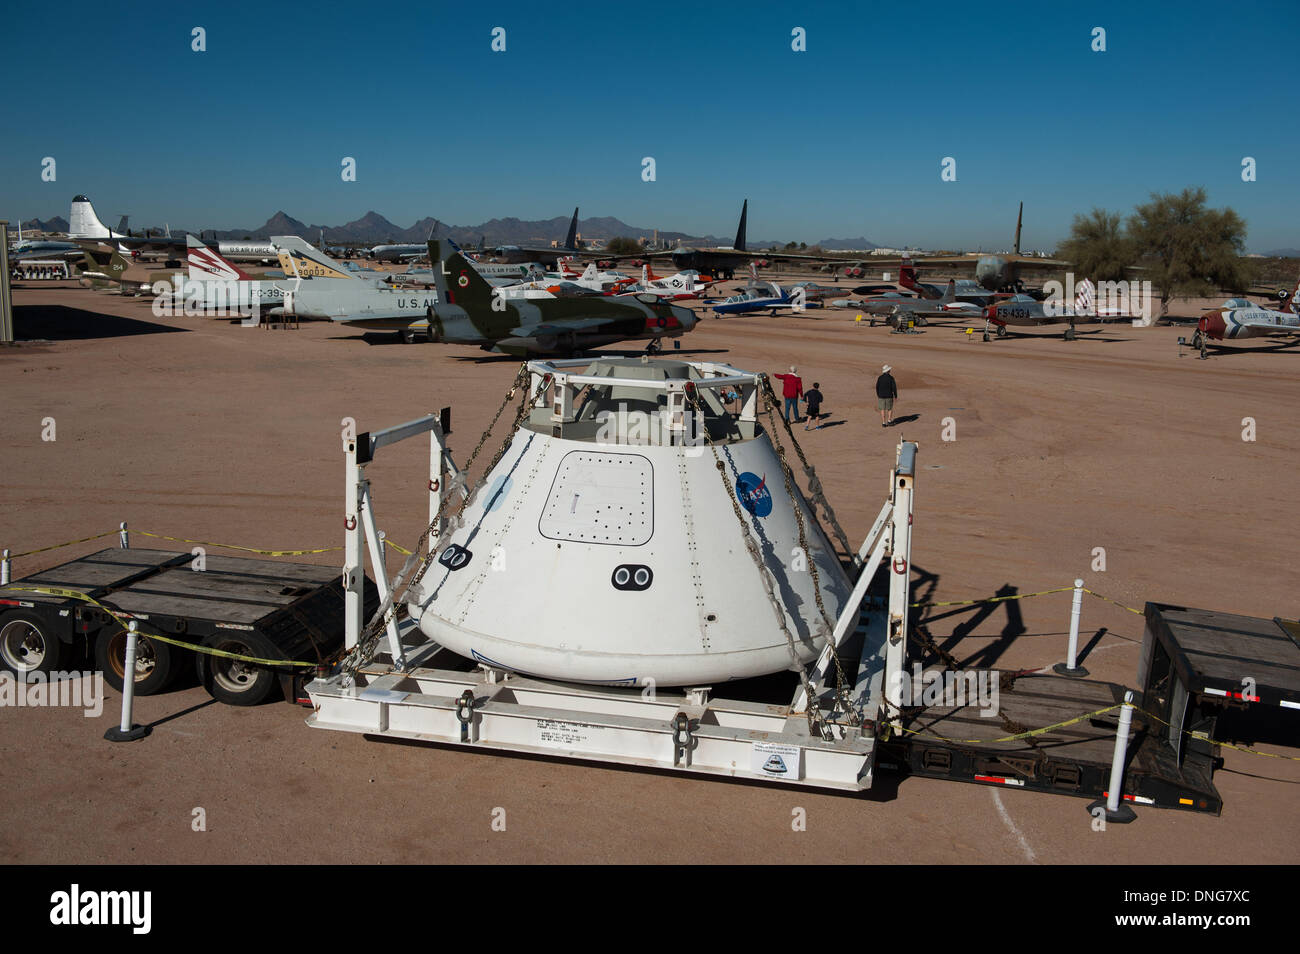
<box><xmin>2</xmin><ymin>0</ymin><xmax>1296</xmax><ymax>251</ymax></box>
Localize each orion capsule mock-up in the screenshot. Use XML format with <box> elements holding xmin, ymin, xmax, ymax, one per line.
<box><xmin>406</xmin><ymin>357</ymin><xmax>851</xmax><ymax>686</ymax></box>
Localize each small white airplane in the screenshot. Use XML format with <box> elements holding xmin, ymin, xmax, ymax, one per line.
<box><xmin>620</xmin><ymin>264</ymin><xmax>714</xmax><ymax>300</ymax></box>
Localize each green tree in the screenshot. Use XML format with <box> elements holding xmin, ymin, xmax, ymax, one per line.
<box><xmin>604</xmin><ymin>236</ymin><xmax>642</xmax><ymax>257</ymax></box>
<box><xmin>1127</xmin><ymin>187</ymin><xmax>1252</xmax><ymax>314</ymax></box>
<box><xmin>1059</xmin><ymin>208</ymin><xmax>1132</xmax><ymax>282</ymax></box>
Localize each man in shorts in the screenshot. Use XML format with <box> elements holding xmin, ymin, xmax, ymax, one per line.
<box><xmin>876</xmin><ymin>364</ymin><xmax>897</xmax><ymax>427</ymax></box>
<box><xmin>804</xmin><ymin>382</ymin><xmax>824</xmax><ymax>430</ymax></box>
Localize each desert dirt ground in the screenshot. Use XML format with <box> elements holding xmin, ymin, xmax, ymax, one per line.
<box><xmin>0</xmin><ymin>275</ymin><xmax>1297</xmax><ymax>865</ymax></box>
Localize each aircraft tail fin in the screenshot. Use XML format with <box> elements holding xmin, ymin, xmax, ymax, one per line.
<box><xmin>899</xmin><ymin>256</ymin><xmax>918</xmax><ymax>290</ymax></box>
<box><xmin>429</xmin><ymin>239</ymin><xmax>497</xmax><ymax>311</ymax></box>
<box><xmin>581</xmin><ymin>262</ymin><xmax>596</xmax><ymax>282</ymax></box>
<box><xmin>187</xmin><ymin>234</ymin><xmax>254</xmax><ymax>282</ymax></box>
<box><xmin>69</xmin><ymin>195</ymin><xmax>114</xmax><ymax>239</ymax></box>
<box><xmin>1014</xmin><ymin>202</ymin><xmax>1023</xmax><ymax>256</ymax></box>
<box><xmin>78</xmin><ymin>243</ymin><xmax>132</xmax><ymax>282</ymax></box>
<box><xmin>647</xmin><ymin>260</ymin><xmax>662</xmax><ymax>281</ymax></box>
<box><xmin>734</xmin><ymin>199</ymin><xmax>748</xmax><ymax>251</ymax></box>
<box><xmin>940</xmin><ymin>279</ymin><xmax>955</xmax><ymax>304</ymax></box>
<box><xmin>641</xmin><ymin>264</ymin><xmax>649</xmax><ymax>285</ymax></box>
<box><xmin>271</xmin><ymin>235</ymin><xmax>354</xmax><ymax>279</ymax></box>
<box><xmin>563</xmin><ymin>207</ymin><xmax>578</xmax><ymax>249</ymax></box>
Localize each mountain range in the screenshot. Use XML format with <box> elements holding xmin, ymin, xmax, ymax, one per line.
<box><xmin>14</xmin><ymin>209</ymin><xmax>855</xmax><ymax>250</ymax></box>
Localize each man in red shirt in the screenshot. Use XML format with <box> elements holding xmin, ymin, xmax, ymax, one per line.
<box><xmin>773</xmin><ymin>366</ymin><xmax>803</xmax><ymax>423</ymax></box>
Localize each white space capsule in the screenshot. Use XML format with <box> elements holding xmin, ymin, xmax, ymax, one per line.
<box><xmin>406</xmin><ymin>357</ymin><xmax>851</xmax><ymax>686</ymax></box>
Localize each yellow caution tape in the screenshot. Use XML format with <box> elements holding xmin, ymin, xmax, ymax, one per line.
<box><xmin>897</xmin><ymin>696</ymin><xmax>1300</xmax><ymax>762</ymax></box>
<box><xmin>912</xmin><ymin>584</ymin><xmax>1145</xmax><ymax>617</ymax></box>
<box><xmin>6</xmin><ymin>529</ymin><xmax>120</xmax><ymax>559</ymax></box>
<box><xmin>911</xmin><ymin>585</ymin><xmax>1075</xmax><ymax>610</ymax></box>
<box><xmin>385</xmin><ymin>541</ymin><xmax>414</xmax><ymax>556</ymax></box>
<box><xmin>1</xmin><ymin>585</ymin><xmax>321</xmax><ymax>669</ymax></box>
<box><xmin>1083</xmin><ymin>587</ymin><xmax>1145</xmax><ymax>616</ymax></box>
<box><xmin>1138</xmin><ymin>705</ymin><xmax>1300</xmax><ymax>762</ymax></box>
<box><xmin>896</xmin><ymin>703</ymin><xmax>1123</xmax><ymax>745</ymax></box>
<box><xmin>133</xmin><ymin>530</ymin><xmax>341</xmax><ymax>557</ymax></box>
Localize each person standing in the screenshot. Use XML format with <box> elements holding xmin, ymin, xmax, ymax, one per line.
<box><xmin>876</xmin><ymin>364</ymin><xmax>897</xmax><ymax>427</ymax></box>
<box><xmin>773</xmin><ymin>366</ymin><xmax>803</xmax><ymax>423</ymax></box>
<box><xmin>803</xmin><ymin>382</ymin><xmax>824</xmax><ymax>430</ymax></box>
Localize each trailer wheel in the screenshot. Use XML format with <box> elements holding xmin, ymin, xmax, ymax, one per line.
<box><xmin>0</xmin><ymin>610</ymin><xmax>65</xmax><ymax>677</ymax></box>
<box><xmin>196</xmin><ymin>632</ymin><xmax>282</xmax><ymax>706</ymax></box>
<box><xmin>95</xmin><ymin>628</ymin><xmax>177</xmax><ymax>695</ymax></box>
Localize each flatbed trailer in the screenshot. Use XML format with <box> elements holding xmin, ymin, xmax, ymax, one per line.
<box><xmin>0</xmin><ymin>547</ymin><xmax>376</xmax><ymax>706</ymax></box>
<box><xmin>880</xmin><ymin>602</ymin><xmax>1300</xmax><ymax>814</ymax></box>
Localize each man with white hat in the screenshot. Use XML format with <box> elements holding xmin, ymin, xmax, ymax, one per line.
<box><xmin>876</xmin><ymin>364</ymin><xmax>898</xmax><ymax>427</ymax></box>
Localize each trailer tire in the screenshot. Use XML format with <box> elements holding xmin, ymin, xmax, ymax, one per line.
<box><xmin>196</xmin><ymin>632</ymin><xmax>282</xmax><ymax>706</ymax></box>
<box><xmin>0</xmin><ymin>610</ymin><xmax>65</xmax><ymax>678</ymax></box>
<box><xmin>95</xmin><ymin>628</ymin><xmax>177</xmax><ymax>695</ymax></box>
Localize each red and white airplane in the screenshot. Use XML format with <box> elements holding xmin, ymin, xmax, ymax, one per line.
<box><xmin>1194</xmin><ymin>280</ymin><xmax>1300</xmax><ymax>350</ymax></box>
<box><xmin>620</xmin><ymin>263</ymin><xmax>716</xmax><ymax>300</ymax></box>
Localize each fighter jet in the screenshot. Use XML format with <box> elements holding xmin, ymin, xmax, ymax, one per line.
<box><xmin>979</xmin><ymin>280</ymin><xmax>1149</xmax><ymax>340</ymax></box>
<box><xmin>160</xmin><ymin>235</ymin><xmax>292</xmax><ymax>313</ymax></box>
<box><xmin>831</xmin><ymin>280</ymin><xmax>981</xmax><ymax>326</ymax></box>
<box><xmin>266</xmin><ymin>236</ymin><xmax>438</xmax><ymax>339</ymax></box>
<box><xmin>424</xmin><ymin>239</ymin><xmax>697</xmax><ymax>355</ymax></box>
<box><xmin>1193</xmin><ymin>285</ymin><xmax>1300</xmax><ymax>351</ymax></box>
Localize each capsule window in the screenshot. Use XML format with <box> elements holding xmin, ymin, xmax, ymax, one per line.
<box><xmin>439</xmin><ymin>544</ymin><xmax>473</xmax><ymax>571</ymax></box>
<box><xmin>611</xmin><ymin>564</ymin><xmax>653</xmax><ymax>591</ymax></box>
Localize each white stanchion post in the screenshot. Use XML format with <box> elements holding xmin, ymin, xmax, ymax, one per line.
<box><xmin>104</xmin><ymin>621</ymin><xmax>150</xmax><ymax>742</ymax></box>
<box><xmin>1053</xmin><ymin>578</ymin><xmax>1089</xmax><ymax>677</ymax></box>
<box><xmin>119</xmin><ymin>522</ymin><xmax>129</xmax><ymax>549</ymax></box>
<box><xmin>1</xmin><ymin>549</ymin><xmax>9</xmax><ymax>586</ymax></box>
<box><xmin>1088</xmin><ymin>690</ymin><xmax>1137</xmax><ymax>823</ymax></box>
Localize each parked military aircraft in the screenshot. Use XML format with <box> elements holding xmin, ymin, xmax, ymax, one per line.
<box><xmin>595</xmin><ymin>201</ymin><xmax>838</xmax><ymax>280</ymax></box>
<box><xmin>166</xmin><ymin>235</ymin><xmax>290</xmax><ymax>312</ymax></box>
<box><xmin>1194</xmin><ymin>285</ymin><xmax>1300</xmax><ymax>351</ymax></box>
<box><xmin>620</xmin><ymin>264</ymin><xmax>713</xmax><ymax>300</ymax></box>
<box><xmin>425</xmin><ymin>240</ymin><xmax>697</xmax><ymax>355</ymax></box>
<box><xmin>832</xmin><ymin>280</ymin><xmax>980</xmax><ymax>325</ymax></box>
<box><xmin>481</xmin><ymin>207</ymin><xmax>584</xmax><ymax>268</ymax></box>
<box><xmin>69</xmin><ymin>195</ymin><xmax>277</xmax><ymax>263</ymax></box>
<box><xmin>7</xmin><ymin>223</ymin><xmax>80</xmax><ymax>263</ymax></box>
<box><xmin>871</xmin><ymin>203</ymin><xmax>1069</xmax><ymax>293</ymax></box>
<box><xmin>980</xmin><ymin>280</ymin><xmax>1149</xmax><ymax>340</ymax></box>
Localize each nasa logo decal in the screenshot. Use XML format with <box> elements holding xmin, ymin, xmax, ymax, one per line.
<box><xmin>457</xmin><ymin>272</ymin><xmax>469</xmax><ymax>288</ymax></box>
<box><xmin>735</xmin><ymin>472</ymin><xmax>772</xmax><ymax>517</ymax></box>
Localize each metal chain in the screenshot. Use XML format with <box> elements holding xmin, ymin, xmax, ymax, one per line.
<box><xmin>757</xmin><ymin>385</ymin><xmax>856</xmax><ymax>711</ymax></box>
<box><xmin>335</xmin><ymin>363</ymin><xmax>542</xmax><ymax>675</ymax></box>
<box><xmin>759</xmin><ymin>376</ymin><xmax>855</xmax><ymax>562</ymax></box>
<box><xmin>685</xmin><ymin>385</ymin><xmax>836</xmax><ymax>738</ymax></box>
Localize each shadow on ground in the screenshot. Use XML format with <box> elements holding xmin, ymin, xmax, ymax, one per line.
<box><xmin>12</xmin><ymin>304</ymin><xmax>188</xmax><ymax>341</ymax></box>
